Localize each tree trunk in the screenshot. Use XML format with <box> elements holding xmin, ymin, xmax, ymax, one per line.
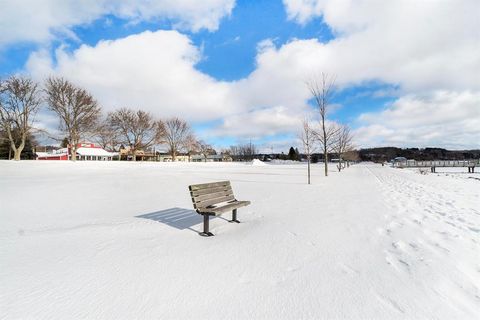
<box><xmin>307</xmin><ymin>158</ymin><xmax>311</xmax><ymax>184</ymax></box>
<box><xmin>322</xmin><ymin>113</ymin><xmax>328</xmax><ymax>176</ymax></box>
<box><xmin>13</xmin><ymin>148</ymin><xmax>23</xmax><ymax>161</ymax></box>
<box><xmin>70</xmin><ymin>146</ymin><xmax>77</xmax><ymax>161</ymax></box>
<box><xmin>10</xmin><ymin>135</ymin><xmax>26</xmax><ymax>161</ymax></box>
<box><xmin>13</xmin><ymin>141</ymin><xmax>25</xmax><ymax>161</ymax></box>
<box><xmin>324</xmin><ymin>147</ymin><xmax>328</xmax><ymax>176</ymax></box>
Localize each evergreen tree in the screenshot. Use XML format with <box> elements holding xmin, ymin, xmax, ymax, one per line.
<box><xmin>288</xmin><ymin>147</ymin><xmax>296</xmax><ymax>161</ymax></box>
<box><xmin>295</xmin><ymin>147</ymin><xmax>300</xmax><ymax>161</ymax></box>
<box><xmin>61</xmin><ymin>137</ymin><xmax>69</xmax><ymax>148</ymax></box>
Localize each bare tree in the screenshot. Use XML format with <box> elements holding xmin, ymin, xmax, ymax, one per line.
<box><xmin>299</xmin><ymin>118</ymin><xmax>317</xmax><ymax>184</ymax></box>
<box><xmin>198</xmin><ymin>140</ymin><xmax>214</xmax><ymax>162</ymax></box>
<box><xmin>0</xmin><ymin>76</ymin><xmax>42</xmax><ymax>160</ymax></box>
<box><xmin>163</xmin><ymin>117</ymin><xmax>192</xmax><ymax>161</ymax></box>
<box><xmin>240</xmin><ymin>141</ymin><xmax>257</xmax><ymax>161</ymax></box>
<box><xmin>95</xmin><ymin>117</ymin><xmax>120</xmax><ymax>153</ymax></box>
<box><xmin>45</xmin><ymin>77</ymin><xmax>101</xmax><ymax>161</ymax></box>
<box><xmin>108</xmin><ymin>108</ymin><xmax>164</xmax><ymax>161</ymax></box>
<box><xmin>333</xmin><ymin>124</ymin><xmax>354</xmax><ymax>171</ymax></box>
<box><xmin>184</xmin><ymin>134</ymin><xmax>199</xmax><ymax>162</ymax></box>
<box><xmin>229</xmin><ymin>145</ymin><xmax>240</xmax><ymax>161</ymax></box>
<box><xmin>307</xmin><ymin>73</ymin><xmax>337</xmax><ymax>176</ymax></box>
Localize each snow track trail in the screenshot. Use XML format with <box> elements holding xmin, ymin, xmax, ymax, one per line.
<box><xmin>1</xmin><ymin>161</ymin><xmax>479</xmax><ymax>319</ymax></box>
<box><xmin>366</xmin><ymin>165</ymin><xmax>480</xmax><ymax>316</ymax></box>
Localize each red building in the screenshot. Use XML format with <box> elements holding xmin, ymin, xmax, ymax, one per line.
<box><xmin>36</xmin><ymin>143</ymin><xmax>116</xmax><ymax>161</ymax></box>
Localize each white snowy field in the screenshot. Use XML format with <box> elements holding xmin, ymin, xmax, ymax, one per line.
<box><xmin>1</xmin><ymin>161</ymin><xmax>479</xmax><ymax>319</ymax></box>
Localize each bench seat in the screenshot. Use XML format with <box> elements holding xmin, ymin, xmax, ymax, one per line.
<box><xmin>198</xmin><ymin>200</ymin><xmax>251</xmax><ymax>216</ymax></box>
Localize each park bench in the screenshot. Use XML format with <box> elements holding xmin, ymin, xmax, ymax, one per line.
<box><xmin>189</xmin><ymin>181</ymin><xmax>251</xmax><ymax>237</ymax></box>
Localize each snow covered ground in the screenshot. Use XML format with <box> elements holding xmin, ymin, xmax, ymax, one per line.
<box><xmin>1</xmin><ymin>161</ymin><xmax>479</xmax><ymax>319</ymax></box>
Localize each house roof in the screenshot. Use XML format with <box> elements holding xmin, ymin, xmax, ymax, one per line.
<box><xmin>76</xmin><ymin>147</ymin><xmax>115</xmax><ymax>156</ymax></box>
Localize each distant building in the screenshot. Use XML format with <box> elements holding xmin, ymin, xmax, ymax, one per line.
<box><xmin>36</xmin><ymin>143</ymin><xmax>115</xmax><ymax>161</ymax></box>
<box><xmin>36</xmin><ymin>148</ymin><xmax>69</xmax><ymax>160</ymax></box>
<box><xmin>119</xmin><ymin>146</ymin><xmax>157</xmax><ymax>161</ymax></box>
<box><xmin>191</xmin><ymin>154</ymin><xmax>232</xmax><ymax>162</ymax></box>
<box><xmin>392</xmin><ymin>157</ymin><xmax>408</xmax><ymax>167</ymax></box>
<box><xmin>157</xmin><ymin>153</ymin><xmax>190</xmax><ymax>162</ymax></box>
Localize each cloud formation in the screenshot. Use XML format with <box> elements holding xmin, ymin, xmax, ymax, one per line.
<box><xmin>0</xmin><ymin>0</ymin><xmax>235</xmax><ymax>46</ymax></box>
<box><xmin>27</xmin><ymin>31</ymin><xmax>236</xmax><ymax>121</ymax></box>
<box><xmin>18</xmin><ymin>1</ymin><xmax>480</xmax><ymax>148</ymax></box>
<box><xmin>355</xmin><ymin>91</ymin><xmax>480</xmax><ymax>149</ymax></box>
<box><xmin>282</xmin><ymin>0</ymin><xmax>480</xmax><ymax>148</ymax></box>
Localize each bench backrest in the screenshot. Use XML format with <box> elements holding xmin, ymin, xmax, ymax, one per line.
<box><xmin>189</xmin><ymin>181</ymin><xmax>235</xmax><ymax>210</ymax></box>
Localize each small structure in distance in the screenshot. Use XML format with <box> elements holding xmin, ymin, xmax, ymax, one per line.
<box><xmin>36</xmin><ymin>143</ymin><xmax>116</xmax><ymax>161</ymax></box>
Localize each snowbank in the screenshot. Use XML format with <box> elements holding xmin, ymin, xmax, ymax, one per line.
<box><xmin>250</xmin><ymin>158</ymin><xmax>267</xmax><ymax>166</ymax></box>
<box><xmin>1</xmin><ymin>161</ymin><xmax>478</xmax><ymax>319</ymax></box>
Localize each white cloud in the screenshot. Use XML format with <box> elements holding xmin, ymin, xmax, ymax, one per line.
<box><xmin>208</xmin><ymin>106</ymin><xmax>307</xmax><ymax>139</ymax></box>
<box><xmin>270</xmin><ymin>0</ymin><xmax>480</xmax><ymax>148</ymax></box>
<box><xmin>0</xmin><ymin>0</ymin><xmax>235</xmax><ymax>47</ymax></box>
<box><xmin>354</xmin><ymin>91</ymin><xmax>480</xmax><ymax>149</ymax></box>
<box><xmin>282</xmin><ymin>0</ymin><xmax>480</xmax><ymax>92</ymax></box>
<box><xmin>24</xmin><ymin>31</ymin><xmax>323</xmax><ymax>146</ymax></box>
<box><xmin>27</xmin><ymin>30</ymin><xmax>237</xmax><ymax>122</ymax></box>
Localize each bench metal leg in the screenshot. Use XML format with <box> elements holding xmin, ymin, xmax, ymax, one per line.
<box><xmin>229</xmin><ymin>209</ymin><xmax>240</xmax><ymax>223</ymax></box>
<box><xmin>199</xmin><ymin>214</ymin><xmax>214</xmax><ymax>237</ymax></box>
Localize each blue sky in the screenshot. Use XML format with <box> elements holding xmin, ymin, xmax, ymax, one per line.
<box><xmin>1</xmin><ymin>0</ymin><xmax>478</xmax><ymax>150</ymax></box>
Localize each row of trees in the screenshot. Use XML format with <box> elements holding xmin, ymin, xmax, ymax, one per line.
<box><xmin>300</xmin><ymin>73</ymin><xmax>355</xmax><ymax>184</ymax></box>
<box><xmin>1</xmin><ymin>73</ymin><xmax>355</xmax><ymax>168</ymax></box>
<box><xmin>0</xmin><ymin>76</ymin><xmax>211</xmax><ymax>161</ymax></box>
<box><xmin>228</xmin><ymin>141</ymin><xmax>258</xmax><ymax>161</ymax></box>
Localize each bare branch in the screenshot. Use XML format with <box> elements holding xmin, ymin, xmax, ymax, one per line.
<box><xmin>332</xmin><ymin>123</ymin><xmax>354</xmax><ymax>171</ymax></box>
<box><xmin>108</xmin><ymin>108</ymin><xmax>162</xmax><ymax>160</ymax></box>
<box><xmin>0</xmin><ymin>76</ymin><xmax>42</xmax><ymax>160</ymax></box>
<box><xmin>163</xmin><ymin>117</ymin><xmax>192</xmax><ymax>161</ymax></box>
<box><xmin>299</xmin><ymin>118</ymin><xmax>317</xmax><ymax>184</ymax></box>
<box><xmin>45</xmin><ymin>77</ymin><xmax>101</xmax><ymax>161</ymax></box>
<box><xmin>306</xmin><ymin>72</ymin><xmax>336</xmax><ymax>176</ymax></box>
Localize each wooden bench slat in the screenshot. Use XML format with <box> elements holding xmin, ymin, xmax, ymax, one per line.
<box><xmin>192</xmin><ymin>190</ymin><xmax>234</xmax><ymax>202</ymax></box>
<box><xmin>190</xmin><ymin>185</ymin><xmax>232</xmax><ymax>196</ymax></box>
<box><xmin>189</xmin><ymin>181</ymin><xmax>230</xmax><ymax>191</ymax></box>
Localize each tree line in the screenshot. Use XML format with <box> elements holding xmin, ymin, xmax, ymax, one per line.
<box><xmin>359</xmin><ymin>147</ymin><xmax>480</xmax><ymax>162</ymax></box>
<box><xmin>0</xmin><ymin>75</ymin><xmax>214</xmax><ymax>161</ymax></box>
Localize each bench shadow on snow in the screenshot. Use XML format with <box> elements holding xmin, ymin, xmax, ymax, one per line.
<box><xmin>136</xmin><ymin>207</ymin><xmax>219</xmax><ymax>234</ymax></box>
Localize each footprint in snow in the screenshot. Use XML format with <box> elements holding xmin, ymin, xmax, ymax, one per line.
<box><xmin>338</xmin><ymin>263</ymin><xmax>358</xmax><ymax>275</ymax></box>
<box><xmin>375</xmin><ymin>294</ymin><xmax>405</xmax><ymax>314</ymax></box>
<box><xmin>408</xmin><ymin>242</ymin><xmax>419</xmax><ymax>251</ymax></box>
<box><xmin>286</xmin><ymin>266</ymin><xmax>300</xmax><ymax>272</ymax></box>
